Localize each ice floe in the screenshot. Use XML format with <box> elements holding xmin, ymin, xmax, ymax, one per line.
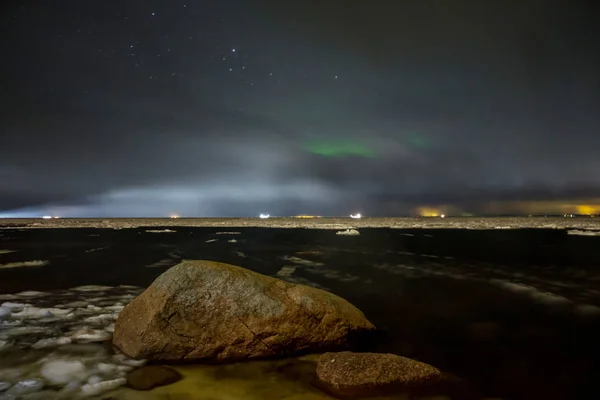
<box><xmin>80</xmin><ymin>377</ymin><xmax>126</xmax><ymax>397</ymax></box>
<box><xmin>40</xmin><ymin>360</ymin><xmax>87</xmax><ymax>385</ymax></box>
<box><xmin>145</xmin><ymin>229</ymin><xmax>176</xmax><ymax>233</ymax></box>
<box><xmin>275</xmin><ymin>266</ymin><xmax>296</xmax><ymax>277</ymax></box>
<box><xmin>567</xmin><ymin>229</ymin><xmax>600</xmax><ymax>236</ymax></box>
<box><xmin>282</xmin><ymin>256</ymin><xmax>324</xmax><ymax>267</ymax></box>
<box><xmin>0</xmin><ymin>260</ymin><xmax>49</xmax><ymax>269</ymax></box>
<box><xmin>336</xmin><ymin>229</ymin><xmax>360</xmax><ymax>236</ymax></box>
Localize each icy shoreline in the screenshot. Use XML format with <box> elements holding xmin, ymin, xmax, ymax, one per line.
<box><xmin>1</xmin><ymin>216</ymin><xmax>600</xmax><ymax>231</ymax></box>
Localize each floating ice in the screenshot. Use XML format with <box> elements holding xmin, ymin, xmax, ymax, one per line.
<box><xmin>0</xmin><ymin>382</ymin><xmax>10</xmax><ymax>391</ymax></box>
<box><xmin>1</xmin><ymin>302</ymin><xmax>29</xmax><ymax>311</ymax></box>
<box><xmin>56</xmin><ymin>301</ymin><xmax>88</xmax><ymax>308</ymax></box>
<box><xmin>0</xmin><ymin>307</ymin><xmax>10</xmax><ymax>320</ymax></box>
<box><xmin>282</xmin><ymin>256</ymin><xmax>324</xmax><ymax>267</ymax></box>
<box><xmin>84</xmin><ymin>314</ymin><xmax>116</xmax><ymax>325</ymax></box>
<box><xmin>3</xmin><ymin>326</ymin><xmax>50</xmax><ymax>337</ymax></box>
<box><xmin>567</xmin><ymin>229</ymin><xmax>600</xmax><ymax>236</ymax></box>
<box><xmin>15</xmin><ymin>291</ymin><xmax>47</xmax><ymax>298</ymax></box>
<box><xmin>276</xmin><ymin>266</ymin><xmax>296</xmax><ymax>277</ymax></box>
<box><xmin>80</xmin><ymin>377</ymin><xmax>126</xmax><ymax>396</ymax></box>
<box><xmin>96</xmin><ymin>363</ymin><xmax>118</xmax><ymax>375</ymax></box>
<box><xmin>205</xmin><ymin>239</ymin><xmax>218</xmax><ymax>243</ymax></box>
<box><xmin>216</xmin><ymin>231</ymin><xmax>241</xmax><ymax>235</ymax></box>
<box><xmin>87</xmin><ymin>375</ymin><xmax>103</xmax><ymax>385</ymax></box>
<box><xmin>12</xmin><ymin>306</ymin><xmax>71</xmax><ymax>320</ymax></box>
<box><xmin>6</xmin><ymin>379</ymin><xmax>44</xmax><ymax>395</ymax></box>
<box><xmin>40</xmin><ymin>360</ymin><xmax>87</xmax><ymax>385</ymax></box>
<box><xmin>31</xmin><ymin>337</ymin><xmax>72</xmax><ymax>349</ymax></box>
<box><xmin>145</xmin><ymin>229</ymin><xmax>175</xmax><ymax>233</ymax></box>
<box><xmin>336</xmin><ymin>229</ymin><xmax>360</xmax><ymax>236</ymax></box>
<box><xmin>112</xmin><ymin>353</ymin><xmax>146</xmax><ymax>367</ymax></box>
<box><xmin>0</xmin><ymin>260</ymin><xmax>49</xmax><ymax>270</ymax></box>
<box><xmin>228</xmin><ymin>239</ymin><xmax>237</xmax><ymax>243</ymax></box>
<box><xmin>69</xmin><ymin>329</ymin><xmax>112</xmax><ymax>343</ymax></box>
<box><xmin>72</xmin><ymin>285</ymin><xmax>113</xmax><ymax>292</ymax></box>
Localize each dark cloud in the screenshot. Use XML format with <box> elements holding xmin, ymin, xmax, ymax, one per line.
<box><xmin>1</xmin><ymin>0</ymin><xmax>599</xmax><ymax>216</ymax></box>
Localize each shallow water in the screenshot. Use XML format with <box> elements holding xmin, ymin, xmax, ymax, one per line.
<box><xmin>1</xmin><ymin>227</ymin><xmax>600</xmax><ymax>399</ymax></box>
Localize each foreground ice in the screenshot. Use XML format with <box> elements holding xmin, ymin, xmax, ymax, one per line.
<box><xmin>0</xmin><ymin>285</ymin><xmax>146</xmax><ymax>399</ymax></box>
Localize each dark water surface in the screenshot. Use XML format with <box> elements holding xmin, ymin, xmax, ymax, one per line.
<box><xmin>1</xmin><ymin>227</ymin><xmax>600</xmax><ymax>399</ymax></box>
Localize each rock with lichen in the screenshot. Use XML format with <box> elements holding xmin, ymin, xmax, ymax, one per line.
<box><xmin>113</xmin><ymin>260</ymin><xmax>375</xmax><ymax>362</ymax></box>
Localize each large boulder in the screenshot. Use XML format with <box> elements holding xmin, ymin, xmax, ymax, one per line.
<box><xmin>315</xmin><ymin>352</ymin><xmax>442</xmax><ymax>397</ymax></box>
<box><xmin>113</xmin><ymin>260</ymin><xmax>375</xmax><ymax>362</ymax></box>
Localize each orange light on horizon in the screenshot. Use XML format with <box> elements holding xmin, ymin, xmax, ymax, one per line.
<box><xmin>416</xmin><ymin>207</ymin><xmax>440</xmax><ymax>217</ymax></box>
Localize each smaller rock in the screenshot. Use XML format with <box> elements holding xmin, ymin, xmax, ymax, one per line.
<box><xmin>126</xmin><ymin>366</ymin><xmax>182</xmax><ymax>390</ymax></box>
<box><xmin>316</xmin><ymin>352</ymin><xmax>441</xmax><ymax>397</ymax></box>
<box><xmin>0</xmin><ymin>382</ymin><xmax>11</xmax><ymax>392</ymax></box>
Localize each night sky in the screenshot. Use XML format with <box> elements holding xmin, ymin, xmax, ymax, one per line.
<box><xmin>1</xmin><ymin>1</ymin><xmax>599</xmax><ymax>217</ymax></box>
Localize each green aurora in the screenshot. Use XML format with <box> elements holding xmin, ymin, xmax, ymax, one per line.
<box><xmin>302</xmin><ymin>140</ymin><xmax>377</xmax><ymax>158</ymax></box>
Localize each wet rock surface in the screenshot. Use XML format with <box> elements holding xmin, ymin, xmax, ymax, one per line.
<box><xmin>113</xmin><ymin>260</ymin><xmax>375</xmax><ymax>362</ymax></box>
<box><xmin>316</xmin><ymin>352</ymin><xmax>441</xmax><ymax>397</ymax></box>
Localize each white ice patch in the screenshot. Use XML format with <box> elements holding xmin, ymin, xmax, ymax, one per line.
<box><xmin>31</xmin><ymin>337</ymin><xmax>72</xmax><ymax>349</ymax></box>
<box><xmin>567</xmin><ymin>229</ymin><xmax>600</xmax><ymax>236</ymax></box>
<box><xmin>40</xmin><ymin>360</ymin><xmax>88</xmax><ymax>385</ymax></box>
<box><xmin>6</xmin><ymin>379</ymin><xmax>44</xmax><ymax>395</ymax></box>
<box><xmin>0</xmin><ymin>249</ymin><xmax>16</xmax><ymax>255</ymax></box>
<box><xmin>12</xmin><ymin>306</ymin><xmax>71</xmax><ymax>320</ymax></box>
<box><xmin>84</xmin><ymin>314</ymin><xmax>117</xmax><ymax>324</ymax></box>
<box><xmin>0</xmin><ymin>260</ymin><xmax>49</xmax><ymax>269</ymax></box>
<box><xmin>72</xmin><ymin>285</ymin><xmax>113</xmax><ymax>292</ymax></box>
<box><xmin>112</xmin><ymin>353</ymin><xmax>147</xmax><ymax>367</ymax></box>
<box><xmin>15</xmin><ymin>291</ymin><xmax>48</xmax><ymax>297</ymax></box>
<box><xmin>276</xmin><ymin>266</ymin><xmax>296</xmax><ymax>277</ymax></box>
<box><xmin>205</xmin><ymin>239</ymin><xmax>218</xmax><ymax>243</ymax></box>
<box><xmin>336</xmin><ymin>229</ymin><xmax>360</xmax><ymax>236</ymax></box>
<box><xmin>80</xmin><ymin>377</ymin><xmax>126</xmax><ymax>397</ymax></box>
<box><xmin>228</xmin><ymin>239</ymin><xmax>237</xmax><ymax>243</ymax></box>
<box><xmin>3</xmin><ymin>326</ymin><xmax>51</xmax><ymax>337</ymax></box>
<box><xmin>216</xmin><ymin>231</ymin><xmax>241</xmax><ymax>235</ymax></box>
<box><xmin>68</xmin><ymin>329</ymin><xmax>112</xmax><ymax>343</ymax></box>
<box><xmin>491</xmin><ymin>280</ymin><xmax>573</xmax><ymax>307</ymax></box>
<box><xmin>145</xmin><ymin>229</ymin><xmax>176</xmax><ymax>233</ymax></box>
<box><xmin>282</xmin><ymin>256</ymin><xmax>324</xmax><ymax>267</ymax></box>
